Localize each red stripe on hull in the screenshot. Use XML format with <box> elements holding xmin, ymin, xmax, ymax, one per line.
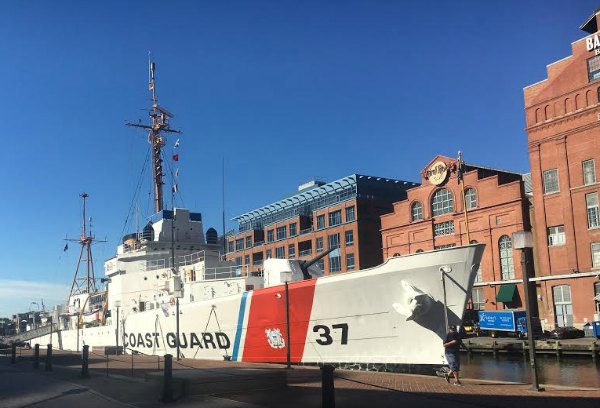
<box><xmin>242</xmin><ymin>279</ymin><xmax>316</xmax><ymax>362</ymax></box>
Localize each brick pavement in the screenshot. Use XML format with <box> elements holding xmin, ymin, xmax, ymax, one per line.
<box><xmin>3</xmin><ymin>347</ymin><xmax>600</xmax><ymax>407</ymax></box>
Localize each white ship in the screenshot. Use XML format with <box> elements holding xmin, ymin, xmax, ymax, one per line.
<box><xmin>8</xmin><ymin>60</ymin><xmax>484</xmax><ymax>371</ymax></box>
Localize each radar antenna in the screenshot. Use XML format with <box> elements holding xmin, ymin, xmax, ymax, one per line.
<box><xmin>126</xmin><ymin>54</ymin><xmax>182</xmax><ymax>213</ymax></box>
<box><xmin>66</xmin><ymin>193</ymin><xmax>106</xmax><ymax>299</ymax></box>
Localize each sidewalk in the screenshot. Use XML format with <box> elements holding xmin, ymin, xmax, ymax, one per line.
<box><xmin>2</xmin><ymin>348</ymin><xmax>600</xmax><ymax>407</ymax></box>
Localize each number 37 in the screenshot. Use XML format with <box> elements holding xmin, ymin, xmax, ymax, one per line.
<box><xmin>313</xmin><ymin>323</ymin><xmax>349</xmax><ymax>345</ymax></box>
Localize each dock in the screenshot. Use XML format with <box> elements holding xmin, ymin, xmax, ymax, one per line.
<box><xmin>1</xmin><ymin>347</ymin><xmax>600</xmax><ymax>407</ymax></box>
<box><xmin>462</xmin><ymin>336</ymin><xmax>600</xmax><ymax>359</ymax></box>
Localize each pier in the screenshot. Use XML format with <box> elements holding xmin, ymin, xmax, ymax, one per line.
<box><xmin>1</xmin><ymin>346</ymin><xmax>599</xmax><ymax>407</ymax></box>
<box><xmin>462</xmin><ymin>336</ymin><xmax>600</xmax><ymax>359</ymax></box>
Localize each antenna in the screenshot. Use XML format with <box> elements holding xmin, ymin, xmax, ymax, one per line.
<box><xmin>222</xmin><ymin>157</ymin><xmax>226</xmax><ymax>257</ymax></box>
<box><xmin>126</xmin><ymin>54</ymin><xmax>182</xmax><ymax>213</ymax></box>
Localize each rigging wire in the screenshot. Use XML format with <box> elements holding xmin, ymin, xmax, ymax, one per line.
<box><xmin>120</xmin><ymin>146</ymin><xmax>151</xmax><ymax>240</ymax></box>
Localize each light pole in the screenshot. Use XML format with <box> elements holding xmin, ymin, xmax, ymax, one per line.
<box><xmin>439</xmin><ymin>266</ymin><xmax>452</xmax><ymax>330</ymax></box>
<box><xmin>114</xmin><ymin>300</ymin><xmax>121</xmax><ymax>354</ymax></box>
<box><xmin>512</xmin><ymin>231</ymin><xmax>543</xmax><ymax>392</ymax></box>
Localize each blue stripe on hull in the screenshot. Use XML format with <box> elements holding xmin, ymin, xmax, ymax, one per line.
<box><xmin>231</xmin><ymin>291</ymin><xmax>249</xmax><ymax>361</ymax></box>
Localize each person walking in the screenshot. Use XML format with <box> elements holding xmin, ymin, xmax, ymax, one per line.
<box><xmin>443</xmin><ymin>325</ymin><xmax>463</xmax><ymax>386</ymax></box>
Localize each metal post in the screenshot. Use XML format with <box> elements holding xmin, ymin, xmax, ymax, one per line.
<box><xmin>11</xmin><ymin>343</ymin><xmax>16</xmax><ymax>364</ymax></box>
<box><xmin>162</xmin><ymin>354</ymin><xmax>174</xmax><ymax>403</ymax></box>
<box><xmin>45</xmin><ymin>344</ymin><xmax>52</xmax><ymax>371</ymax></box>
<box><xmin>106</xmin><ymin>354</ymin><xmax>109</xmax><ymax>377</ymax></box>
<box><xmin>321</xmin><ymin>364</ymin><xmax>335</xmax><ymax>408</ymax></box>
<box><xmin>116</xmin><ymin>306</ymin><xmax>120</xmax><ymax>354</ymax></box>
<box><xmin>285</xmin><ymin>281</ymin><xmax>291</xmax><ymax>369</ymax></box>
<box><xmin>521</xmin><ymin>249</ymin><xmax>542</xmax><ymax>391</ymax></box>
<box><xmin>131</xmin><ymin>351</ymin><xmax>134</xmax><ymax>377</ymax></box>
<box><xmin>33</xmin><ymin>344</ymin><xmax>40</xmax><ymax>369</ymax></box>
<box><xmin>176</xmin><ymin>298</ymin><xmax>180</xmax><ymax>361</ymax></box>
<box><xmin>441</xmin><ymin>271</ymin><xmax>449</xmax><ymax>331</ymax></box>
<box><xmin>81</xmin><ymin>345</ymin><xmax>90</xmax><ymax>378</ymax></box>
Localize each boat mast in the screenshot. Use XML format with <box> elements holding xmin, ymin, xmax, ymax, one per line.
<box><xmin>67</xmin><ymin>193</ymin><xmax>105</xmax><ymax>298</ymax></box>
<box><xmin>126</xmin><ymin>56</ymin><xmax>182</xmax><ymax>213</ymax></box>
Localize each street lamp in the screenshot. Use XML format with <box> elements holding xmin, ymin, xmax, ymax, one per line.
<box><xmin>440</xmin><ymin>265</ymin><xmax>452</xmax><ymax>331</ymax></box>
<box><xmin>114</xmin><ymin>300</ymin><xmax>121</xmax><ymax>354</ymax></box>
<box><xmin>512</xmin><ymin>231</ymin><xmax>543</xmax><ymax>392</ymax></box>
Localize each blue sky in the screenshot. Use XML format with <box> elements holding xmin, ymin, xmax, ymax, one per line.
<box><xmin>0</xmin><ymin>1</ymin><xmax>596</xmax><ymax>317</ymax></box>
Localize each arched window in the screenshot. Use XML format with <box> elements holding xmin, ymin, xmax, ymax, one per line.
<box><xmin>499</xmin><ymin>235</ymin><xmax>514</xmax><ymax>280</ymax></box>
<box><xmin>411</xmin><ymin>201</ymin><xmax>423</xmax><ymax>221</ymax></box>
<box><xmin>464</xmin><ymin>188</ymin><xmax>477</xmax><ymax>210</ymax></box>
<box><xmin>415</xmin><ymin>249</ymin><xmax>424</xmax><ymax>253</ymax></box>
<box><xmin>431</xmin><ymin>189</ymin><xmax>453</xmax><ymax>217</ymax></box>
<box><xmin>597</xmin><ymin>86</ymin><xmax>600</xmax><ymax>104</ymax></box>
<box><xmin>393</xmin><ymin>253</ymin><xmax>401</xmax><ymax>257</ymax></box>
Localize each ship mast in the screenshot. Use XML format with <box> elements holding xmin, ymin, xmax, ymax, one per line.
<box><xmin>126</xmin><ymin>56</ymin><xmax>182</xmax><ymax>213</ymax></box>
<box><xmin>67</xmin><ymin>192</ymin><xmax>105</xmax><ymax>298</ymax></box>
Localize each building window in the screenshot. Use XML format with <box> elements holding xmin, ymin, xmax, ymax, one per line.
<box><xmin>346</xmin><ymin>253</ymin><xmax>355</xmax><ymax>270</ymax></box>
<box><xmin>499</xmin><ymin>235</ymin><xmax>514</xmax><ymax>280</ymax></box>
<box><xmin>411</xmin><ymin>201</ymin><xmax>423</xmax><ymax>221</ymax></box>
<box><xmin>288</xmin><ymin>244</ymin><xmax>296</xmax><ymax>258</ymax></box>
<box><xmin>316</xmin><ymin>214</ymin><xmax>325</xmax><ymax>230</ymax></box>
<box><xmin>553</xmin><ymin>285</ymin><xmax>573</xmax><ymax>327</ymax></box>
<box><xmin>345</xmin><ymin>206</ymin><xmax>355</xmax><ymax>222</ymax></box>
<box><xmin>433</xmin><ymin>220</ymin><xmax>455</xmax><ymax>237</ymax></box>
<box><xmin>329</xmin><ymin>253</ymin><xmax>341</xmax><ymax>273</ymax></box>
<box><xmin>244</xmin><ymin>255</ymin><xmax>250</xmax><ymax>265</ymax></box>
<box><xmin>328</xmin><ymin>210</ymin><xmax>342</xmax><ymax>227</ymax></box>
<box><xmin>586</xmin><ymin>192</ymin><xmax>599</xmax><ymax>228</ymax></box>
<box><xmin>583</xmin><ymin>160</ymin><xmax>596</xmax><ymax>185</ymax></box>
<box><xmin>547</xmin><ymin>225</ymin><xmax>566</xmax><ymax>246</ymax></box>
<box><xmin>431</xmin><ymin>189</ymin><xmax>453</xmax><ymax>217</ymax></box>
<box><xmin>235</xmin><ymin>257</ymin><xmax>242</xmax><ymax>266</ymax></box>
<box><xmin>227</xmin><ymin>241</ymin><xmax>234</xmax><ymax>253</ymax></box>
<box><xmin>267</xmin><ymin>229</ymin><xmax>274</xmax><ymax>242</ymax></box>
<box><xmin>275</xmin><ymin>246</ymin><xmax>285</xmax><ymax>259</ymax></box>
<box><xmin>235</xmin><ymin>238</ymin><xmax>244</xmax><ymax>251</ymax></box>
<box><xmin>276</xmin><ymin>226</ymin><xmax>287</xmax><ymax>240</ymax></box>
<box><xmin>464</xmin><ymin>188</ymin><xmax>477</xmax><ymax>210</ymax></box>
<box><xmin>588</xmin><ymin>55</ymin><xmax>600</xmax><ymax>82</ymax></box>
<box><xmin>289</xmin><ymin>223</ymin><xmax>297</xmax><ymax>237</ymax></box>
<box><xmin>316</xmin><ymin>259</ymin><xmax>324</xmax><ymax>272</ymax></box>
<box><xmin>415</xmin><ymin>249</ymin><xmax>424</xmax><ymax>253</ymax></box>
<box><xmin>245</xmin><ymin>236</ymin><xmax>252</xmax><ymax>248</ymax></box>
<box><xmin>543</xmin><ymin>169</ymin><xmax>559</xmax><ymax>194</ymax></box>
<box><xmin>471</xmin><ymin>288</ymin><xmax>485</xmax><ymax>311</ymax></box>
<box><xmin>592</xmin><ymin>243</ymin><xmax>600</xmax><ymax>268</ymax></box>
<box><xmin>266</xmin><ymin>249</ymin><xmax>272</xmax><ymax>259</ymax></box>
<box><xmin>345</xmin><ymin>230</ymin><xmax>354</xmax><ymax>246</ymax></box>
<box><xmin>328</xmin><ymin>233</ymin><xmax>340</xmax><ymax>250</ymax></box>
<box><xmin>316</xmin><ymin>237</ymin><xmax>324</xmax><ymax>252</ymax></box>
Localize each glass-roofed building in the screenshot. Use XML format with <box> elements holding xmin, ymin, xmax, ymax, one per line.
<box><xmin>226</xmin><ymin>174</ymin><xmax>418</xmax><ymax>275</ymax></box>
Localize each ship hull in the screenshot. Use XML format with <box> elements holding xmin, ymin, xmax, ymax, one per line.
<box><xmin>32</xmin><ymin>245</ymin><xmax>483</xmax><ymax>368</ymax></box>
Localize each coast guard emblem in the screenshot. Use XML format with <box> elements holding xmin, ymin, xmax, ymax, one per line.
<box><xmin>265</xmin><ymin>328</ymin><xmax>285</xmax><ymax>349</ymax></box>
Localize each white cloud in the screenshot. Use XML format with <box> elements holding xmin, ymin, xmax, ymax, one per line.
<box><xmin>0</xmin><ymin>280</ymin><xmax>69</xmax><ymax>317</ymax></box>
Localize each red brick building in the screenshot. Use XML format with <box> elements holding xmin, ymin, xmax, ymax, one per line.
<box><xmin>381</xmin><ymin>155</ymin><xmax>532</xmax><ymax>313</ymax></box>
<box><xmin>523</xmin><ymin>9</ymin><xmax>600</xmax><ymax>328</ymax></box>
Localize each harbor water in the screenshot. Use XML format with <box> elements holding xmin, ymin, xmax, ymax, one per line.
<box><xmin>461</xmin><ymin>354</ymin><xmax>600</xmax><ymax>388</ymax></box>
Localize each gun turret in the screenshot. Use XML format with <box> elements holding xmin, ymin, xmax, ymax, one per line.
<box><xmin>298</xmin><ymin>246</ymin><xmax>339</xmax><ymax>280</ymax></box>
